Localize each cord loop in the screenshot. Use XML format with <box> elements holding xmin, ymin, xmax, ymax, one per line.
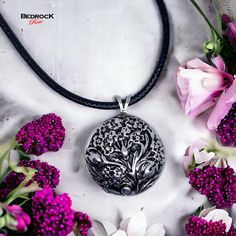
<box><xmin>0</xmin><ymin>0</ymin><xmax>170</xmax><ymax>110</ymax></box>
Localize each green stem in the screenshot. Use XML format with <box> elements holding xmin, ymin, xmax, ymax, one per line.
<box><xmin>5</xmin><ymin>170</ymin><xmax>36</xmax><ymax>204</ymax></box>
<box><xmin>205</xmin><ymin>139</ymin><xmax>236</xmax><ymax>159</ymax></box>
<box><xmin>17</xmin><ymin>149</ymin><xmax>30</xmax><ymax>161</ymax></box>
<box><xmin>0</xmin><ymin>139</ymin><xmax>17</xmax><ymax>179</ymax></box>
<box><xmin>189</xmin><ymin>0</ymin><xmax>222</xmax><ymax>40</ymax></box>
<box><xmin>73</xmin><ymin>227</ymin><xmax>82</xmax><ymax>236</ymax></box>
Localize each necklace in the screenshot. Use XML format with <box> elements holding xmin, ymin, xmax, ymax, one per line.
<box><xmin>0</xmin><ymin>0</ymin><xmax>170</xmax><ymax>195</ymax></box>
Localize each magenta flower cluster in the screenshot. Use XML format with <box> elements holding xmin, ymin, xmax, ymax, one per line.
<box><xmin>16</xmin><ymin>113</ymin><xmax>65</xmax><ymax>156</ymax></box>
<box><xmin>217</xmin><ymin>102</ymin><xmax>236</xmax><ymax>147</ymax></box>
<box><xmin>186</xmin><ymin>216</ymin><xmax>236</xmax><ymax>236</ymax></box>
<box><xmin>189</xmin><ymin>166</ymin><xmax>236</xmax><ymax>208</ymax></box>
<box><xmin>74</xmin><ymin>212</ymin><xmax>92</xmax><ymax>236</ymax></box>
<box><xmin>0</xmin><ymin>160</ymin><xmax>60</xmax><ymax>200</ymax></box>
<box><xmin>0</xmin><ymin>113</ymin><xmax>92</xmax><ymax>235</ymax></box>
<box><xmin>31</xmin><ymin>187</ymin><xmax>74</xmax><ymax>236</ymax></box>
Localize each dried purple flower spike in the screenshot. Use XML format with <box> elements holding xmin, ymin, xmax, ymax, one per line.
<box><xmin>16</xmin><ymin>113</ymin><xmax>65</xmax><ymax>156</ymax></box>
<box><xmin>189</xmin><ymin>166</ymin><xmax>236</xmax><ymax>208</ymax></box>
<box><xmin>74</xmin><ymin>211</ymin><xmax>92</xmax><ymax>236</ymax></box>
<box><xmin>31</xmin><ymin>187</ymin><xmax>74</xmax><ymax>236</ymax></box>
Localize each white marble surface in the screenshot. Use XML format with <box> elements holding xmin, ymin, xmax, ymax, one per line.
<box><xmin>0</xmin><ymin>0</ymin><xmax>226</xmax><ymax>235</ymax></box>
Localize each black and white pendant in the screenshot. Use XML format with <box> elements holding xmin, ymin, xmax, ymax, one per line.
<box><xmin>85</xmin><ymin>97</ymin><xmax>165</xmax><ymax>196</ymax></box>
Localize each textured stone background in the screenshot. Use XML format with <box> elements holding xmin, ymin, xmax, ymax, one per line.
<box><xmin>0</xmin><ymin>0</ymin><xmax>234</xmax><ymax>235</ymax></box>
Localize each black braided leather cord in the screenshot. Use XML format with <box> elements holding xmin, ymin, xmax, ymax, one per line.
<box><xmin>0</xmin><ymin>0</ymin><xmax>170</xmax><ymax>110</ymax></box>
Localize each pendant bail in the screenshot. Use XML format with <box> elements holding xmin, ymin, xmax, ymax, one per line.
<box><xmin>115</xmin><ymin>96</ymin><xmax>131</xmax><ymax>113</ymax></box>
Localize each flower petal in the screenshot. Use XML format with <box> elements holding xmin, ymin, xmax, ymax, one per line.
<box><xmin>182</xmin><ymin>153</ymin><xmax>193</xmax><ymax>176</ymax></box>
<box><xmin>203</xmin><ymin>209</ymin><xmax>232</xmax><ymax>232</ymax></box>
<box><xmin>208</xmin><ymin>79</ymin><xmax>236</xmax><ymax>130</ymax></box>
<box><xmin>120</xmin><ymin>218</ymin><xmax>130</xmax><ymax>232</ymax></box>
<box><xmin>186</xmin><ymin>58</ymin><xmax>215</xmax><ymax>71</ymax></box>
<box><xmin>145</xmin><ymin>223</ymin><xmax>165</xmax><ymax>236</ymax></box>
<box><xmin>90</xmin><ymin>220</ymin><xmax>108</xmax><ymax>236</ymax></box>
<box><xmin>227</xmin><ymin>155</ymin><xmax>236</xmax><ymax>173</ymax></box>
<box><xmin>193</xmin><ymin>150</ymin><xmax>215</xmax><ymax>164</ymax></box>
<box><xmin>100</xmin><ymin>220</ymin><xmax>117</xmax><ymax>235</ymax></box>
<box><xmin>212</xmin><ymin>56</ymin><xmax>226</xmax><ymax>71</ymax></box>
<box><xmin>111</xmin><ymin>230</ymin><xmax>127</xmax><ymax>236</ymax></box>
<box><xmin>127</xmin><ymin>211</ymin><xmax>147</xmax><ymax>236</ymax></box>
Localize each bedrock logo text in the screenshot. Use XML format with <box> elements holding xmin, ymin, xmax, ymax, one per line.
<box><xmin>21</xmin><ymin>14</ymin><xmax>54</xmax><ymax>19</ymax></box>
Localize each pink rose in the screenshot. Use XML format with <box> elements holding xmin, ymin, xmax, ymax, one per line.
<box><xmin>175</xmin><ymin>56</ymin><xmax>234</xmax><ymax>118</ymax></box>
<box><xmin>208</xmin><ymin>79</ymin><xmax>236</xmax><ymax>130</ymax></box>
<box><xmin>207</xmin><ymin>79</ymin><xmax>236</xmax><ymax>146</ymax></box>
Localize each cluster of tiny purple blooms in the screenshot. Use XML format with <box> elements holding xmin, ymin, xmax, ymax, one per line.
<box><xmin>175</xmin><ymin>1</ymin><xmax>236</xmax><ymax>234</ymax></box>
<box><xmin>0</xmin><ymin>113</ymin><xmax>92</xmax><ymax>236</ymax></box>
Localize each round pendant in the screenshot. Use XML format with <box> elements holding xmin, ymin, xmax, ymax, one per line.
<box><xmin>85</xmin><ymin>113</ymin><xmax>165</xmax><ymax>196</ymax></box>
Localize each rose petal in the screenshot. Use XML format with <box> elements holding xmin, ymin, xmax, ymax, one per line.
<box><xmin>208</xmin><ymin>79</ymin><xmax>236</xmax><ymax>130</ymax></box>
<box><xmin>186</xmin><ymin>58</ymin><xmax>215</xmax><ymax>71</ymax></box>
<box><xmin>145</xmin><ymin>223</ymin><xmax>165</xmax><ymax>236</ymax></box>
<box><xmin>177</xmin><ymin>67</ymin><xmax>223</xmax><ymax>118</ymax></box>
<box><xmin>127</xmin><ymin>211</ymin><xmax>147</xmax><ymax>236</ymax></box>
<box><xmin>212</xmin><ymin>56</ymin><xmax>226</xmax><ymax>71</ymax></box>
<box><xmin>175</xmin><ymin>57</ymin><xmax>234</xmax><ymax>119</ymax></box>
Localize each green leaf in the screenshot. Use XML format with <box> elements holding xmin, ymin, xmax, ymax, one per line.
<box><xmin>0</xmin><ymin>138</ymin><xmax>17</xmax><ymax>158</ymax></box>
<box><xmin>5</xmin><ymin>169</ymin><xmax>37</xmax><ymax>204</ymax></box>
<box><xmin>193</xmin><ymin>206</ymin><xmax>204</xmax><ymax>216</ymax></box>
<box><xmin>0</xmin><ymin>138</ymin><xmax>18</xmax><ymax>178</ymax></box>
<box><xmin>73</xmin><ymin>223</ymin><xmax>82</xmax><ymax>236</ymax></box>
<box><xmin>17</xmin><ymin>149</ymin><xmax>31</xmax><ymax>161</ymax></box>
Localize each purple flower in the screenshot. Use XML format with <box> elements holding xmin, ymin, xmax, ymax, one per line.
<box><xmin>186</xmin><ymin>215</ymin><xmax>236</xmax><ymax>236</ymax></box>
<box><xmin>16</xmin><ymin>113</ymin><xmax>65</xmax><ymax>156</ymax></box>
<box><xmin>222</xmin><ymin>15</ymin><xmax>236</xmax><ymax>53</ymax></box>
<box><xmin>189</xmin><ymin>166</ymin><xmax>236</xmax><ymax>208</ymax></box>
<box><xmin>217</xmin><ymin>102</ymin><xmax>236</xmax><ymax>147</ymax></box>
<box><xmin>74</xmin><ymin>212</ymin><xmax>92</xmax><ymax>236</ymax></box>
<box><xmin>0</xmin><ymin>160</ymin><xmax>60</xmax><ymax>200</ymax></box>
<box><xmin>208</xmin><ymin>80</ymin><xmax>236</xmax><ymax>146</ymax></box>
<box><xmin>5</xmin><ymin>205</ymin><xmax>31</xmax><ymax>232</ymax></box>
<box><xmin>31</xmin><ymin>187</ymin><xmax>74</xmax><ymax>236</ymax></box>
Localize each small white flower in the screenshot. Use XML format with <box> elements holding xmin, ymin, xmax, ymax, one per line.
<box><xmin>90</xmin><ymin>210</ymin><xmax>165</xmax><ymax>236</ymax></box>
